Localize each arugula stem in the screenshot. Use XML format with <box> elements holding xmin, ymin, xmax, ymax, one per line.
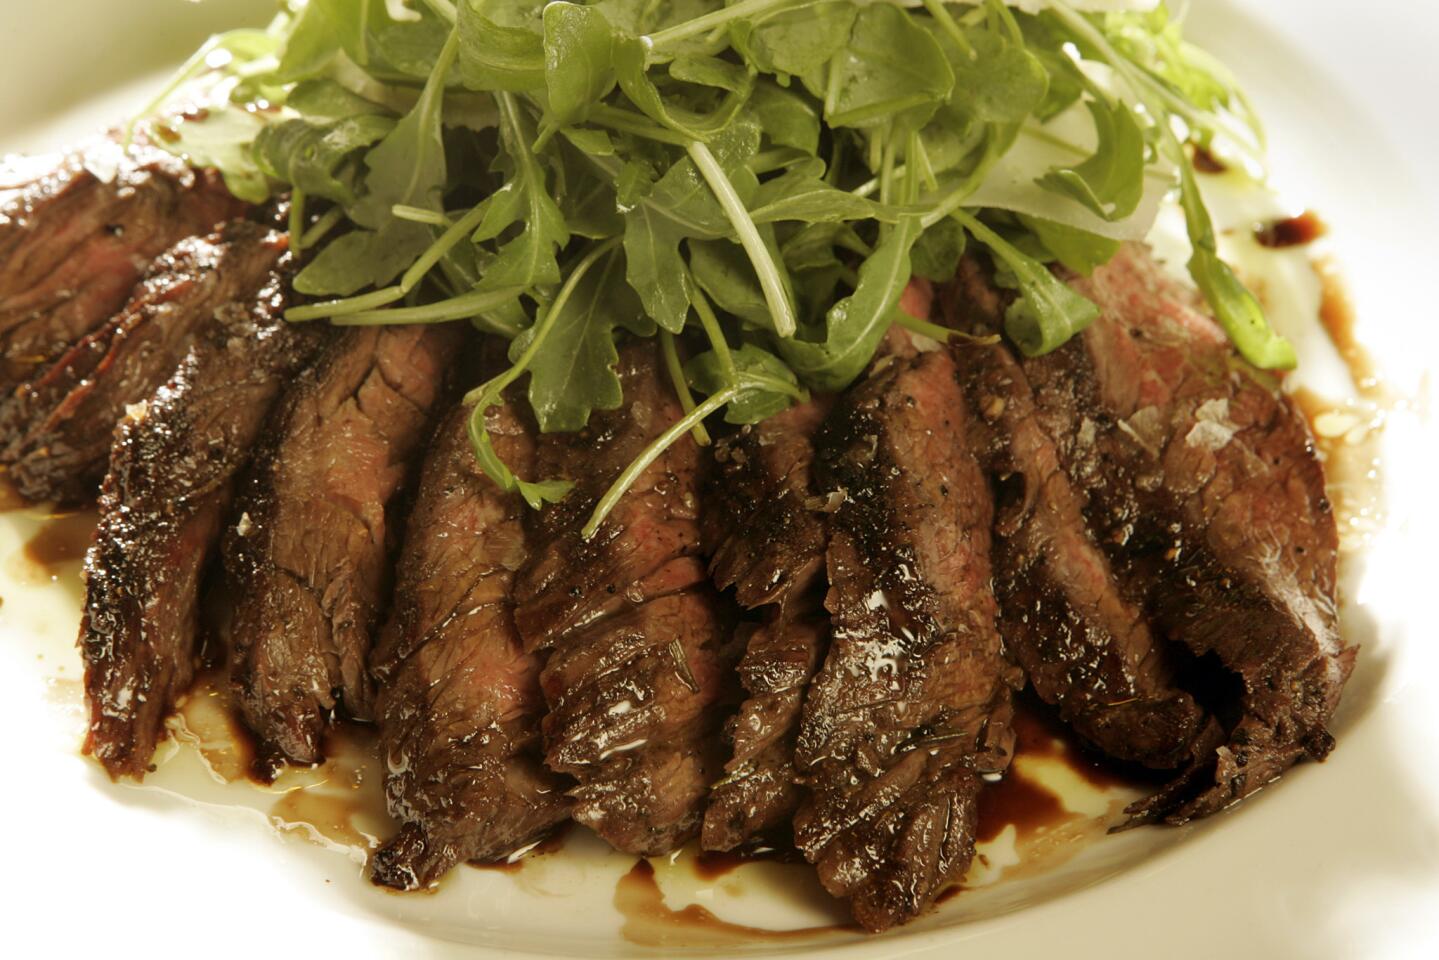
<box><xmin>288</xmin><ymin>189</ymin><xmax>307</xmax><ymax>253</ymax></box>
<box><xmin>286</xmin><ymin>286</ymin><xmax>407</xmax><ymax>322</ymax></box>
<box><xmin>689</xmin><ymin>283</ymin><xmax>737</xmax><ymax>386</ymax></box>
<box><xmin>392</xmin><ymin>205</ymin><xmax>451</xmax><ymax>226</ymax></box>
<box><xmin>400</xmin><ymin>198</ymin><xmax>492</xmax><ymax>294</ymax></box>
<box><xmin>922</xmin><ymin>0</ymin><xmax>974</xmax><ymax>58</ymax></box>
<box><xmin>688</xmin><ymin>140</ymin><xmax>797</xmax><ymax>338</ymax></box>
<box><xmin>582</xmin><ymin>386</ymin><xmax>738</xmax><ymax>539</ymax></box>
<box><xmin>335</xmin><ymin>285</ymin><xmax>527</xmax><ymax>330</ymax></box>
<box><xmin>461</xmin><ymin>239</ymin><xmax>622</xmax><ymax>405</ymax></box>
<box><xmin>300</xmin><ymin>206</ymin><xmax>346</xmax><ymax>249</ymax></box>
<box><xmin>589</xmin><ymin>104</ymin><xmax>691</xmax><ymax>146</ymax></box>
<box><xmin>660</xmin><ymin>331</ymin><xmax>712</xmax><ymax>447</ymax></box>
<box><xmin>648</xmin><ymin>0</ymin><xmax>811</xmax><ymax>50</ymax></box>
<box><xmin>893</xmin><ymin>307</ymin><xmax>995</xmax><ymax>345</ymax></box>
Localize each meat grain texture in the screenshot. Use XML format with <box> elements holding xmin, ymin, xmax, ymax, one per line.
<box><xmin>795</xmin><ymin>339</ymin><xmax>1020</xmax><ymax>932</ymax></box>
<box><xmin>370</xmin><ymin>401</ymin><xmax>569</xmax><ymax>889</ymax></box>
<box><xmin>701</xmin><ymin>399</ymin><xmax>832</xmax><ymax>851</ymax></box>
<box><xmin>0</xmin><ymin>141</ymin><xmax>242</xmax><ymax>396</ymax></box>
<box><xmin>81</xmin><ymin>267</ymin><xmax>324</xmax><ymax>778</ymax></box>
<box><xmin>514</xmin><ymin>342</ymin><xmax>740</xmax><ymax>855</ymax></box>
<box><xmin>6</xmin><ymin>219</ymin><xmax>285</xmax><ymax>502</ymax></box>
<box><xmin>224</xmin><ymin>322</ymin><xmax>462</xmax><ymax>767</ymax></box>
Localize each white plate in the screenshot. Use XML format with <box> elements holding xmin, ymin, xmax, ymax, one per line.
<box><xmin>2</xmin><ymin>1</ymin><xmax>1437</xmax><ymax>957</ymax></box>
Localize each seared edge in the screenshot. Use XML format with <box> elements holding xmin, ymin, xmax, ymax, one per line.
<box><xmin>370</xmin><ymin>401</ymin><xmax>570</xmax><ymax>889</ymax></box>
<box><xmin>81</xmin><ymin>270</ymin><xmax>324</xmax><ymax>778</ymax></box>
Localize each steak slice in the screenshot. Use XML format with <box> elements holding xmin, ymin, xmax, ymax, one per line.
<box><xmin>701</xmin><ymin>399</ymin><xmax>832</xmax><ymax>851</ymax></box>
<box><xmin>0</xmin><ymin>141</ymin><xmax>243</xmax><ymax>396</ymax></box>
<box><xmin>1011</xmin><ymin>245</ymin><xmax>1353</xmax><ymax>823</ymax></box>
<box><xmin>224</xmin><ymin>321</ymin><xmax>463</xmax><ymax>767</ymax></box>
<box><xmin>514</xmin><ymin>341</ymin><xmax>739</xmax><ymax>855</ymax></box>
<box><xmin>794</xmin><ymin>344</ymin><xmax>1020</xmax><ymax>932</ymax></box>
<box><xmin>6</xmin><ymin>220</ymin><xmax>285</xmax><ymax>502</ymax></box>
<box><xmin>81</xmin><ymin>270</ymin><xmax>324</xmax><ymax>779</ymax></box>
<box><xmin>941</xmin><ymin>266</ymin><xmax>1220</xmax><ymax>771</ymax></box>
<box><xmin>370</xmin><ymin>401</ymin><xmax>569</xmax><ymax>890</ymax></box>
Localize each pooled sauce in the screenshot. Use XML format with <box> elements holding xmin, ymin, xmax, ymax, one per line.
<box><xmin>1315</xmin><ymin>257</ymin><xmax>1381</xmax><ymax>395</ymax></box>
<box><xmin>1254</xmin><ymin>211</ymin><xmax>1327</xmax><ymax>249</ymax></box>
<box><xmin>1192</xmin><ymin>145</ymin><xmax>1227</xmax><ymax>174</ymax></box>
<box><xmin>615</xmin><ymin>860</ymin><xmax>851</xmax><ymax>947</ymax></box>
<box><xmin>692</xmin><ymin>844</ymin><xmax>804</xmax><ymax>882</ymax></box>
<box><xmin>975</xmin><ymin>766</ymin><xmax>1071</xmax><ymax>844</ymax></box>
<box><xmin>172</xmin><ymin>671</ymin><xmax>258</xmax><ymax>784</ymax></box>
<box><xmin>11</xmin><ymin>510</ymin><xmax>97</xmax><ymax>585</ymax></box>
<box><xmin>267</xmin><ymin>723</ymin><xmax>394</xmax><ymax>857</ymax></box>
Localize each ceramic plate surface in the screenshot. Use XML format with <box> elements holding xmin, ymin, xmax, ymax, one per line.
<box><xmin>1</xmin><ymin>1</ymin><xmax>1436</xmax><ymax>957</ymax></box>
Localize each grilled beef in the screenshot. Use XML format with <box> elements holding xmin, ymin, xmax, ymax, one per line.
<box><xmin>0</xmin><ymin>141</ymin><xmax>243</xmax><ymax>397</ymax></box>
<box><xmin>1001</xmin><ymin>245</ymin><xmax>1352</xmax><ymax>823</ymax></box>
<box><xmin>5</xmin><ymin>220</ymin><xmax>284</xmax><ymax>502</ymax></box>
<box><xmin>794</xmin><ymin>341</ymin><xmax>1020</xmax><ymax>931</ymax></box>
<box><xmin>371</xmin><ymin>401</ymin><xmax>570</xmax><ymax>889</ymax></box>
<box><xmin>224</xmin><ymin>322</ymin><xmax>462</xmax><ymax>767</ymax></box>
<box><xmin>514</xmin><ymin>342</ymin><xmax>739</xmax><ymax>855</ymax></box>
<box><xmin>81</xmin><ymin>270</ymin><xmax>324</xmax><ymax>779</ymax></box>
<box><xmin>942</xmin><ymin>265</ymin><xmax>1221</xmax><ymax>771</ymax></box>
<box><xmin>701</xmin><ymin>400</ymin><xmax>831</xmax><ymax>851</ymax></box>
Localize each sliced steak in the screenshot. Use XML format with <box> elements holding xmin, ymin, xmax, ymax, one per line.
<box><xmin>370</xmin><ymin>400</ymin><xmax>569</xmax><ymax>889</ymax></box>
<box><xmin>941</xmin><ymin>266</ymin><xmax>1221</xmax><ymax>771</ymax></box>
<box><xmin>81</xmin><ymin>270</ymin><xmax>325</xmax><ymax>779</ymax></box>
<box><xmin>6</xmin><ymin>220</ymin><xmax>285</xmax><ymax>502</ymax></box>
<box><xmin>0</xmin><ymin>141</ymin><xmax>243</xmax><ymax>396</ymax></box>
<box><xmin>514</xmin><ymin>341</ymin><xmax>739</xmax><ymax>855</ymax></box>
<box><xmin>1003</xmin><ymin>245</ymin><xmax>1352</xmax><ymax>823</ymax></box>
<box><xmin>224</xmin><ymin>322</ymin><xmax>463</xmax><ymax>767</ymax></box>
<box><xmin>794</xmin><ymin>344</ymin><xmax>1020</xmax><ymax>932</ymax></box>
<box><xmin>701</xmin><ymin>399</ymin><xmax>831</xmax><ymax>851</ymax></box>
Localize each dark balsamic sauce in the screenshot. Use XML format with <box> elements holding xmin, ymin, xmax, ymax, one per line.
<box><xmin>1192</xmin><ymin>145</ymin><xmax>1227</xmax><ymax>174</ymax></box>
<box><xmin>1254</xmin><ymin>211</ymin><xmax>1328</xmax><ymax>249</ymax></box>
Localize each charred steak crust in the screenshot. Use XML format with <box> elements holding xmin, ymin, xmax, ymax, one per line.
<box><xmin>941</xmin><ymin>266</ymin><xmax>1220</xmax><ymax>771</ymax></box>
<box><xmin>795</xmin><ymin>346</ymin><xmax>1020</xmax><ymax>932</ymax></box>
<box><xmin>81</xmin><ymin>269</ymin><xmax>325</xmax><ymax>779</ymax></box>
<box><xmin>1017</xmin><ymin>245</ymin><xmax>1353</xmax><ymax>823</ymax></box>
<box><xmin>701</xmin><ymin>400</ymin><xmax>832</xmax><ymax>852</ymax></box>
<box><xmin>6</xmin><ymin>220</ymin><xmax>286</xmax><ymax>502</ymax></box>
<box><xmin>514</xmin><ymin>342</ymin><xmax>740</xmax><ymax>856</ymax></box>
<box><xmin>224</xmin><ymin>322</ymin><xmax>464</xmax><ymax>767</ymax></box>
<box><xmin>0</xmin><ymin>141</ymin><xmax>244</xmax><ymax>396</ymax></box>
<box><xmin>370</xmin><ymin>401</ymin><xmax>570</xmax><ymax>890</ymax></box>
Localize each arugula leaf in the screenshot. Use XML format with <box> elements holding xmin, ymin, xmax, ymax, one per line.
<box><xmin>910</xmin><ymin>218</ymin><xmax>967</xmax><ymax>282</ymax></box>
<box><xmin>1037</xmin><ymin>95</ymin><xmax>1146</xmax><ymax>221</ymax></box>
<box><xmin>780</xmin><ymin>214</ymin><xmax>922</xmax><ymax>391</ymax></box>
<box><xmin>730</xmin><ymin>1</ymin><xmax>855</xmax><ymax>79</ymax></box>
<box><xmin>275</xmin><ymin>0</ymin><xmax>342</xmax><ymax>82</ymax></box>
<box><xmin>456</xmin><ymin>0</ymin><xmax>546</xmax><ymax>92</ymax></box>
<box><xmin>1177</xmin><ymin>163</ymin><xmax>1296</xmax><ymax>369</ymax></box>
<box><xmin>688</xmin><ymin>239</ymin><xmax>770</xmax><ymax>327</ymax></box>
<box><xmin>825</xmin><ymin>3</ymin><xmax>954</xmax><ymax>130</ymax></box>
<box><xmin>543</xmin><ymin>2</ymin><xmax>616</xmax><ymax>129</ymax></box>
<box><xmin>749</xmin><ymin>165</ymin><xmax>883</xmax><ymax>225</ymax></box>
<box><xmin>749</xmin><ymin>80</ymin><xmax>821</xmax><ymax>154</ymax></box>
<box><xmin>479</xmin><ymin>93</ymin><xmax>571</xmax><ymax>291</ymax></box>
<box><xmin>1018</xmin><ymin>213</ymin><xmax>1120</xmax><ymax>276</ymax></box>
<box><xmin>293</xmin><ymin>226</ymin><xmax>431</xmax><ymax>296</ymax></box>
<box><xmin>253</xmin><ymin>114</ymin><xmax>395</xmax><ymax>204</ymax></box>
<box><xmin>613</xmin><ymin>35</ymin><xmax>756</xmax><ymax>141</ymax></box>
<box><xmin>686</xmin><ymin>342</ymin><xmax>804</xmax><ymax>424</ymax></box>
<box><xmin>510</xmin><ymin>245</ymin><xmax>654</xmax><ymax>432</ymax></box>
<box><xmin>956</xmin><ymin>209</ymin><xmax>1098</xmax><ymax>356</ymax></box>
<box><xmin>623</xmin><ymin>203</ymin><xmax>691</xmax><ymax>333</ymax></box>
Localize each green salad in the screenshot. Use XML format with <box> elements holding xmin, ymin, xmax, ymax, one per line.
<box><xmin>137</xmin><ymin>0</ymin><xmax>1286</xmax><ymax>532</ymax></box>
